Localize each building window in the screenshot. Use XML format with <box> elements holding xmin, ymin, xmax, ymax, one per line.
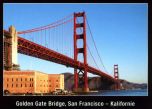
<box><xmin>25</xmin><ymin>78</ymin><xmax>27</xmax><ymax>81</ymax></box>
<box><xmin>49</xmin><ymin>80</ymin><xmax>51</xmax><ymax>82</ymax></box>
<box><xmin>56</xmin><ymin>80</ymin><xmax>58</xmax><ymax>82</ymax></box>
<box><xmin>16</xmin><ymin>84</ymin><xmax>18</xmax><ymax>87</ymax></box>
<box><xmin>7</xmin><ymin>78</ymin><xmax>9</xmax><ymax>81</ymax></box>
<box><xmin>56</xmin><ymin>85</ymin><xmax>58</xmax><ymax>87</ymax></box>
<box><xmin>12</xmin><ymin>78</ymin><xmax>13</xmax><ymax>81</ymax></box>
<box><xmin>21</xmin><ymin>78</ymin><xmax>22</xmax><ymax>81</ymax></box>
<box><xmin>7</xmin><ymin>84</ymin><xmax>8</xmax><ymax>87</ymax></box>
<box><xmin>21</xmin><ymin>84</ymin><xmax>22</xmax><ymax>87</ymax></box>
<box><xmin>49</xmin><ymin>85</ymin><xmax>51</xmax><ymax>87</ymax></box>
<box><xmin>25</xmin><ymin>84</ymin><xmax>27</xmax><ymax>87</ymax></box>
<box><xmin>12</xmin><ymin>84</ymin><xmax>13</xmax><ymax>87</ymax></box>
<box><xmin>31</xmin><ymin>78</ymin><xmax>33</xmax><ymax>81</ymax></box>
<box><xmin>16</xmin><ymin>78</ymin><xmax>18</xmax><ymax>81</ymax></box>
<box><xmin>30</xmin><ymin>84</ymin><xmax>31</xmax><ymax>87</ymax></box>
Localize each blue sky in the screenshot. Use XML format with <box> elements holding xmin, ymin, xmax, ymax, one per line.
<box><xmin>3</xmin><ymin>3</ymin><xmax>148</xmax><ymax>83</ymax></box>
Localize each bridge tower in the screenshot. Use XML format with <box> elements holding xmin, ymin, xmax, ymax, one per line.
<box><xmin>114</xmin><ymin>64</ymin><xmax>120</xmax><ymax>90</ymax></box>
<box><xmin>73</xmin><ymin>12</ymin><xmax>89</xmax><ymax>92</ymax></box>
<box><xmin>4</xmin><ymin>26</ymin><xmax>19</xmax><ymax>70</ymax></box>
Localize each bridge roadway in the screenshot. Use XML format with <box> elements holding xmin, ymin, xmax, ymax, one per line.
<box><xmin>4</xmin><ymin>30</ymin><xmax>117</xmax><ymax>83</ymax></box>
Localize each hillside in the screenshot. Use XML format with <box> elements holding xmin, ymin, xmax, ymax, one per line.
<box><xmin>119</xmin><ymin>79</ymin><xmax>147</xmax><ymax>90</ymax></box>
<box><xmin>62</xmin><ymin>72</ymin><xmax>147</xmax><ymax>91</ymax></box>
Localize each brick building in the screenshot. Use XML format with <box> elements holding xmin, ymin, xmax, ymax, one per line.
<box><xmin>3</xmin><ymin>70</ymin><xmax>64</xmax><ymax>94</ymax></box>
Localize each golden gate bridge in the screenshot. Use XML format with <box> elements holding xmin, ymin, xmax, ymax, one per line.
<box><xmin>4</xmin><ymin>12</ymin><xmax>120</xmax><ymax>92</ymax></box>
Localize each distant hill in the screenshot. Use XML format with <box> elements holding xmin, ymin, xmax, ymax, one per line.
<box><xmin>62</xmin><ymin>72</ymin><xmax>74</xmax><ymax>91</ymax></box>
<box><xmin>62</xmin><ymin>72</ymin><xmax>147</xmax><ymax>91</ymax></box>
<box><xmin>119</xmin><ymin>79</ymin><xmax>147</xmax><ymax>90</ymax></box>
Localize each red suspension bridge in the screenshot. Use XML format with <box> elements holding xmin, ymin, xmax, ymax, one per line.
<box><xmin>4</xmin><ymin>12</ymin><xmax>120</xmax><ymax>92</ymax></box>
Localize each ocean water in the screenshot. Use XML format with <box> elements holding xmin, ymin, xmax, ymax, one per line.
<box><xmin>84</xmin><ymin>89</ymin><xmax>148</xmax><ymax>96</ymax></box>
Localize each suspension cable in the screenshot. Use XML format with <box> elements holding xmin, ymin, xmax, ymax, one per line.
<box><xmin>87</xmin><ymin>44</ymin><xmax>100</xmax><ymax>70</ymax></box>
<box><xmin>18</xmin><ymin>18</ymin><xmax>73</xmax><ymax>34</ymax></box>
<box><xmin>18</xmin><ymin>14</ymin><xmax>73</xmax><ymax>34</ymax></box>
<box><xmin>86</xmin><ymin>15</ymin><xmax>109</xmax><ymax>73</ymax></box>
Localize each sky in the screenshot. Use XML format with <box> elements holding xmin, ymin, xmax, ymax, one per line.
<box><xmin>3</xmin><ymin>3</ymin><xmax>148</xmax><ymax>83</ymax></box>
